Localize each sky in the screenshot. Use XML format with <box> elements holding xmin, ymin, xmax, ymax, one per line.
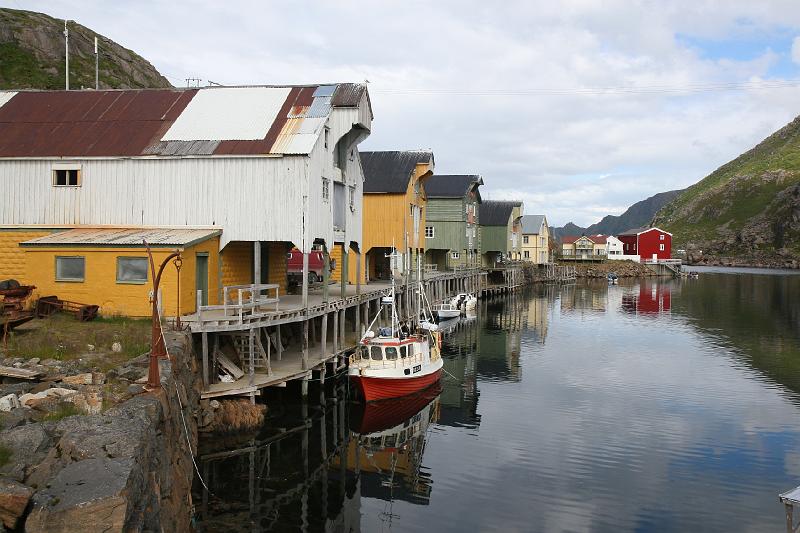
<box><xmin>5</xmin><ymin>0</ymin><xmax>800</xmax><ymax>227</ymax></box>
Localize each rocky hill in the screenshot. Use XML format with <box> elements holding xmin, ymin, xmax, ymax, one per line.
<box><xmin>653</xmin><ymin>115</ymin><xmax>800</xmax><ymax>268</ymax></box>
<box><xmin>552</xmin><ymin>189</ymin><xmax>682</xmax><ymax>241</ymax></box>
<box><xmin>0</xmin><ymin>8</ymin><xmax>170</xmax><ymax>90</ymax></box>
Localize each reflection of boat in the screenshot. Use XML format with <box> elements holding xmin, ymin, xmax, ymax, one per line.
<box><xmin>349</xmin><ymin>256</ymin><xmax>443</xmax><ymax>402</ymax></box>
<box><xmin>451</xmin><ymin>293</ymin><xmax>477</xmax><ymax>311</ymax></box>
<box><xmin>433</xmin><ymin>302</ymin><xmax>460</xmax><ymax>319</ymax></box>
<box><xmin>436</xmin><ymin>317</ymin><xmax>460</xmax><ymax>334</ymax></box>
<box><xmin>607</xmin><ymin>272</ymin><xmax>618</xmax><ymax>284</ymax></box>
<box><xmin>350</xmin><ymin>383</ymin><xmax>442</xmax><ymax>435</ymax></box>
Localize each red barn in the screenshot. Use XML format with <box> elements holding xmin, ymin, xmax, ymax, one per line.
<box><xmin>617</xmin><ymin>227</ymin><xmax>672</xmax><ymax>261</ymax></box>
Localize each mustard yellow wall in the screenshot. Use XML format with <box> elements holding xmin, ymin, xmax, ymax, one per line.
<box><xmin>361</xmin><ymin>161</ymin><xmax>432</xmax><ymax>284</ymax></box>
<box><xmin>0</xmin><ymin>229</ymin><xmax>57</xmax><ymax>283</ymax></box>
<box><xmin>22</xmin><ymin>238</ymin><xmax>220</xmax><ymax>318</ymax></box>
<box><xmin>266</xmin><ymin>242</ymin><xmax>288</xmax><ymax>294</ymax></box>
<box><xmin>329</xmin><ymin>243</ymin><xmax>360</xmax><ymax>285</ymax></box>
<box><xmin>221</xmin><ymin>241</ymin><xmax>253</xmax><ymax>288</ymax></box>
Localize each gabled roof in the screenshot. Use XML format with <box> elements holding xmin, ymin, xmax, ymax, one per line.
<box><xmin>480</xmin><ymin>200</ymin><xmax>521</xmax><ymax>226</ymax></box>
<box><xmin>360</xmin><ymin>150</ymin><xmax>434</xmax><ymax>193</ymax></box>
<box><xmin>521</xmin><ymin>214</ymin><xmax>546</xmax><ymax>234</ymax></box>
<box><xmin>0</xmin><ymin>83</ymin><xmax>368</xmax><ymax>158</ymax></box>
<box><xmin>423</xmin><ymin>174</ymin><xmax>483</xmax><ymax>198</ymax></box>
<box><xmin>21</xmin><ymin>227</ymin><xmax>221</xmax><ymax>248</ymax></box>
<box><xmin>589</xmin><ymin>235</ymin><xmax>607</xmax><ymax>244</ymax></box>
<box><xmin>618</xmin><ymin>226</ymin><xmax>672</xmax><ymax>237</ymax></box>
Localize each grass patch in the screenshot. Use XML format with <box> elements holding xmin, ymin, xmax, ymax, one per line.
<box><xmin>0</xmin><ymin>444</ymin><xmax>11</xmax><ymax>468</ymax></box>
<box><xmin>2</xmin><ymin>313</ymin><xmax>151</xmax><ymax>370</ymax></box>
<box><xmin>42</xmin><ymin>402</ymin><xmax>82</xmax><ymax>421</ymax></box>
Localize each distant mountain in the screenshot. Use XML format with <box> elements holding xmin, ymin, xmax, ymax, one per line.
<box><xmin>552</xmin><ymin>189</ymin><xmax>683</xmax><ymax>241</ymax></box>
<box><xmin>0</xmin><ymin>8</ymin><xmax>170</xmax><ymax>90</ymax></box>
<box><xmin>654</xmin><ymin>115</ymin><xmax>800</xmax><ymax>267</ymax></box>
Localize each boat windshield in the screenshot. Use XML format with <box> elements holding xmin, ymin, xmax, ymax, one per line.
<box><xmin>385</xmin><ymin>347</ymin><xmax>398</xmax><ymax>360</ymax></box>
<box><xmin>400</xmin><ymin>345</ymin><xmax>407</xmax><ymax>358</ymax></box>
<box><xmin>370</xmin><ymin>346</ymin><xmax>383</xmax><ymax>361</ymax></box>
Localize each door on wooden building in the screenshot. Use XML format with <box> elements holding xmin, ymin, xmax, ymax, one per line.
<box><xmin>196</xmin><ymin>253</ymin><xmax>209</xmax><ymax>306</ymax></box>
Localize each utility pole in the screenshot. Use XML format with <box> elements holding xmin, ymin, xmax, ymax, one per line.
<box><xmin>94</xmin><ymin>36</ymin><xmax>99</xmax><ymax>90</ymax></box>
<box><xmin>64</xmin><ymin>20</ymin><xmax>69</xmax><ymax>90</ymax></box>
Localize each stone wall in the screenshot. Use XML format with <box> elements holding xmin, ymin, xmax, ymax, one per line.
<box><xmin>0</xmin><ymin>331</ymin><xmax>199</xmax><ymax>532</ymax></box>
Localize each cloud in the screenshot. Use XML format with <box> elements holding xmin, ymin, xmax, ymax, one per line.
<box><xmin>793</xmin><ymin>36</ymin><xmax>800</xmax><ymax>64</ymax></box>
<box><xmin>4</xmin><ymin>0</ymin><xmax>800</xmax><ymax>227</ymax></box>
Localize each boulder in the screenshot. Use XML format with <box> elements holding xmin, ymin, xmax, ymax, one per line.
<box><xmin>0</xmin><ymin>395</ymin><xmax>20</xmax><ymax>412</ymax></box>
<box><xmin>60</xmin><ymin>373</ymin><xmax>92</xmax><ymax>386</ymax></box>
<box><xmin>0</xmin><ymin>478</ymin><xmax>34</xmax><ymax>529</ymax></box>
<box><xmin>0</xmin><ymin>423</ymin><xmax>52</xmax><ymax>482</ymax></box>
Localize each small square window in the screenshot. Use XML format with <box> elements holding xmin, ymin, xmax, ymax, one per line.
<box><xmin>53</xmin><ymin>168</ymin><xmax>80</xmax><ymax>186</ymax></box>
<box><xmin>117</xmin><ymin>257</ymin><xmax>149</xmax><ymax>283</ymax></box>
<box><xmin>425</xmin><ymin>226</ymin><xmax>434</xmax><ymax>239</ymax></box>
<box><xmin>659</xmin><ymin>244</ymin><xmax>665</xmax><ymax>251</ymax></box>
<box><xmin>660</xmin><ymin>234</ymin><xmax>665</xmax><ymax>240</ymax></box>
<box><xmin>523</xmin><ymin>235</ymin><xmax>529</xmax><ymax>244</ymax></box>
<box><xmin>55</xmin><ymin>256</ymin><xmax>85</xmax><ymax>281</ymax></box>
<box><xmin>451</xmin><ymin>251</ymin><xmax>460</xmax><ymax>259</ymax></box>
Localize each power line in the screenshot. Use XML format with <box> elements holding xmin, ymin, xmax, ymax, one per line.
<box><xmin>372</xmin><ymin>79</ymin><xmax>800</xmax><ymax>96</ymax></box>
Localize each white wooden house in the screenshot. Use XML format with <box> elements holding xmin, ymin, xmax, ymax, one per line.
<box><xmin>0</xmin><ymin>84</ymin><xmax>372</xmax><ymax>316</ymax></box>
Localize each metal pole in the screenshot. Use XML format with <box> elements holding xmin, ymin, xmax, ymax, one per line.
<box><xmin>94</xmin><ymin>36</ymin><xmax>98</xmax><ymax>90</ymax></box>
<box><xmin>144</xmin><ymin>240</ymin><xmax>180</xmax><ymax>389</ymax></box>
<box><xmin>64</xmin><ymin>20</ymin><xmax>69</xmax><ymax>90</ymax></box>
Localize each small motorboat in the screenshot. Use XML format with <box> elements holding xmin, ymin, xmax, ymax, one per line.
<box><xmin>434</xmin><ymin>302</ymin><xmax>461</xmax><ymax>319</ymax></box>
<box><xmin>607</xmin><ymin>272</ymin><xmax>618</xmax><ymax>284</ymax></box>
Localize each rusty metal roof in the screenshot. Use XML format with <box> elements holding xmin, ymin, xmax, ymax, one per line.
<box><xmin>20</xmin><ymin>227</ymin><xmax>221</xmax><ymax>247</ymax></box>
<box><xmin>0</xmin><ymin>84</ymin><xmax>369</xmax><ymax>158</ymax></box>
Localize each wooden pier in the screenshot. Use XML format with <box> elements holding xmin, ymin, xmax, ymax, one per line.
<box><xmin>185</xmin><ymin>268</ymin><xmax>492</xmax><ymax>400</ymax></box>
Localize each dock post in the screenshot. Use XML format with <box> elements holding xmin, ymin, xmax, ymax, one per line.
<box><xmin>301</xmin><ymin>372</ymin><xmax>309</xmax><ymax>398</ymax></box>
<box><xmin>333</xmin><ymin>310</ymin><xmax>339</xmax><ymax>354</ymax></box>
<box><xmin>323</xmin><ymin>245</ymin><xmax>330</xmax><ymax>305</ymax></box>
<box><xmin>201</xmin><ymin>331</ymin><xmax>209</xmax><ymax>387</ymax></box>
<box><xmin>319</xmin><ymin>364</ymin><xmax>326</xmax><ymax>405</ymax></box>
<box><xmin>339</xmin><ymin>308</ymin><xmax>346</xmax><ymax>348</ymax></box>
<box><xmin>341</xmin><ymin>248</ymin><xmax>348</xmax><ymax>301</ymax></box>
<box><xmin>248</xmin><ymin>328</ymin><xmax>255</xmax><ymax>386</ymax></box>
<box><xmin>254</xmin><ymin>241</ymin><xmax>261</xmax><ymax>284</ymax></box>
<box><xmin>320</xmin><ymin>311</ymin><xmax>328</xmax><ymax>358</ymax></box>
<box><xmin>276</xmin><ymin>324</ymin><xmax>282</xmax><ymax>361</ymax></box>
<box><xmin>302</xmin><ymin>319</ymin><xmax>309</xmax><ymax>371</ymax></box>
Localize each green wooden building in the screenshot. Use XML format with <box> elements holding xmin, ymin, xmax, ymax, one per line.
<box><xmin>479</xmin><ymin>200</ymin><xmax>523</xmax><ymax>266</ymax></box>
<box><xmin>422</xmin><ymin>174</ymin><xmax>483</xmax><ymax>270</ymax></box>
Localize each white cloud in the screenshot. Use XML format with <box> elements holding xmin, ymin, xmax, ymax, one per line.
<box><xmin>793</xmin><ymin>36</ymin><xmax>800</xmax><ymax>65</ymax></box>
<box><xmin>4</xmin><ymin>0</ymin><xmax>800</xmax><ymax>227</ymax></box>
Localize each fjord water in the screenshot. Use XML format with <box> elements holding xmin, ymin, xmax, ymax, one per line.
<box><xmin>195</xmin><ymin>267</ymin><xmax>800</xmax><ymax>532</ymax></box>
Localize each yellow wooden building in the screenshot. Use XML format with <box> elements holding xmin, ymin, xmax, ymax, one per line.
<box><xmin>358</xmin><ymin>150</ymin><xmax>435</xmax><ymax>282</ymax></box>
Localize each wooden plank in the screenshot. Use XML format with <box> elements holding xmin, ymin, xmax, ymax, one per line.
<box><xmin>0</xmin><ymin>366</ymin><xmax>42</xmax><ymax>379</ymax></box>
<box><xmin>215</xmin><ymin>350</ymin><xmax>245</xmax><ymax>380</ymax></box>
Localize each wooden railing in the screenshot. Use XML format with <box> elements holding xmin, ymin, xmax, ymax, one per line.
<box><xmin>196</xmin><ymin>283</ymin><xmax>280</xmax><ymax>322</ymax></box>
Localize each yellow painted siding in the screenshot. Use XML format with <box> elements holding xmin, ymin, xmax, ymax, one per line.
<box><xmin>221</xmin><ymin>241</ymin><xmax>253</xmax><ymax>288</ymax></box>
<box><xmin>22</xmin><ymin>237</ymin><xmax>220</xmax><ymax>318</ymax></box>
<box><xmin>0</xmin><ymin>229</ymin><xmax>56</xmax><ymax>282</ymax></box>
<box><xmin>267</xmin><ymin>242</ymin><xmax>288</xmax><ymax>293</ymax></box>
<box><xmin>330</xmin><ymin>244</ymin><xmax>343</xmax><ymax>283</ymax></box>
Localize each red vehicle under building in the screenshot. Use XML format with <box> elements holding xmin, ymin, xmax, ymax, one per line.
<box><xmin>617</xmin><ymin>227</ymin><xmax>672</xmax><ymax>261</ymax></box>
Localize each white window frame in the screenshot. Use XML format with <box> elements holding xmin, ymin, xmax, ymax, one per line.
<box><xmin>322</xmin><ymin>177</ymin><xmax>330</xmax><ymax>202</ymax></box>
<box><xmin>55</xmin><ymin>256</ymin><xmax>85</xmax><ymax>282</ymax></box>
<box><xmin>659</xmin><ymin>243</ymin><xmax>665</xmax><ymax>251</ymax></box>
<box><xmin>349</xmin><ymin>185</ymin><xmax>356</xmax><ymax>212</ymax></box>
<box><xmin>660</xmin><ymin>234</ymin><xmax>665</xmax><ymax>240</ymax></box>
<box><xmin>425</xmin><ymin>226</ymin><xmax>435</xmax><ymax>239</ymax></box>
<box><xmin>523</xmin><ymin>235</ymin><xmax>529</xmax><ymax>244</ymax></box>
<box><xmin>52</xmin><ymin>163</ymin><xmax>82</xmax><ymax>187</ymax></box>
<box><xmin>451</xmin><ymin>251</ymin><xmax>460</xmax><ymax>259</ymax></box>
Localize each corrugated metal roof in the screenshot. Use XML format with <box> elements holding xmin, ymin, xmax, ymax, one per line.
<box><xmin>361</xmin><ymin>150</ymin><xmax>435</xmax><ymax>193</ymax></box>
<box><xmin>424</xmin><ymin>174</ymin><xmax>482</xmax><ymax>198</ymax></box>
<box><xmin>0</xmin><ymin>84</ymin><xmax>370</xmax><ymax>158</ymax></box>
<box><xmin>20</xmin><ymin>227</ymin><xmax>221</xmax><ymax>247</ymax></box>
<box><xmin>480</xmin><ymin>201</ymin><xmax>522</xmax><ymax>226</ymax></box>
<box><xmin>521</xmin><ymin>214</ymin><xmax>546</xmax><ymax>234</ymax></box>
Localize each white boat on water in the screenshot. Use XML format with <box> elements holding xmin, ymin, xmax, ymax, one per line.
<box><xmin>433</xmin><ymin>302</ymin><xmax>461</xmax><ymax>319</ymax></box>
<box><xmin>451</xmin><ymin>293</ymin><xmax>477</xmax><ymax>312</ymax></box>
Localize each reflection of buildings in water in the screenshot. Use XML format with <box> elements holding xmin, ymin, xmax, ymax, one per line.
<box><xmin>439</xmin><ymin>317</ymin><xmax>481</xmax><ymax>428</ymax></box>
<box><xmin>477</xmin><ymin>295</ymin><xmax>526</xmax><ymax>381</ymax></box>
<box><xmin>560</xmin><ymin>282</ymin><xmax>607</xmax><ymax>314</ymax></box>
<box><xmin>194</xmin><ymin>381</ymin><xmax>361</xmax><ymax>532</ymax></box>
<box><xmin>344</xmin><ymin>390</ymin><xmax>441</xmax><ymax>510</ymax></box>
<box><xmin>621</xmin><ymin>282</ymin><xmax>672</xmax><ymax>315</ymax></box>
<box><xmin>526</xmin><ymin>294</ymin><xmax>550</xmax><ymax>344</ymax></box>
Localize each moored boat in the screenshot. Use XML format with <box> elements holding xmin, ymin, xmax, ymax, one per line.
<box><xmin>433</xmin><ymin>302</ymin><xmax>460</xmax><ymax>319</ymax></box>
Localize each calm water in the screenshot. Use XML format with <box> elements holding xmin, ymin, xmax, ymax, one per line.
<box><xmin>194</xmin><ymin>267</ymin><xmax>800</xmax><ymax>532</ymax></box>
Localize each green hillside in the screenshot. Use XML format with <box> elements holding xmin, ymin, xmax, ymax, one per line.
<box><xmin>654</xmin><ymin>115</ymin><xmax>800</xmax><ymax>266</ymax></box>
<box><xmin>0</xmin><ymin>8</ymin><xmax>170</xmax><ymax>90</ymax></box>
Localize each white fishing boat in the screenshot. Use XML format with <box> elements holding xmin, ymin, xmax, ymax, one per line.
<box><xmin>348</xmin><ymin>252</ymin><xmax>443</xmax><ymax>402</ymax></box>
<box><xmin>433</xmin><ymin>302</ymin><xmax>461</xmax><ymax>319</ymax></box>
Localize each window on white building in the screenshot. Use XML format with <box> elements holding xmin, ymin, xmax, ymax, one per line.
<box><xmin>324</xmin><ymin>127</ymin><xmax>330</xmax><ymax>149</ymax></box>
<box><xmin>349</xmin><ymin>185</ymin><xmax>356</xmax><ymax>211</ymax></box>
<box><xmin>53</xmin><ymin>166</ymin><xmax>81</xmax><ymax>187</ymax></box>
<box><xmin>425</xmin><ymin>226</ymin><xmax>434</xmax><ymax>238</ymax></box>
<box><xmin>55</xmin><ymin>256</ymin><xmax>85</xmax><ymax>282</ymax></box>
<box><xmin>322</xmin><ymin>178</ymin><xmax>330</xmax><ymax>202</ymax></box>
<box><xmin>524</xmin><ymin>250</ymin><xmax>530</xmax><ymax>258</ymax></box>
<box><xmin>523</xmin><ymin>235</ymin><xmax>529</xmax><ymax>244</ymax></box>
<box><xmin>451</xmin><ymin>251</ymin><xmax>460</xmax><ymax>259</ymax></box>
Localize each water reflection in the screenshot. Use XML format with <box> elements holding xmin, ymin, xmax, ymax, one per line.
<box><xmin>195</xmin><ymin>270</ymin><xmax>800</xmax><ymax>532</ymax></box>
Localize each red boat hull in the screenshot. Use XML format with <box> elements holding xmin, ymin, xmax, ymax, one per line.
<box><xmin>351</xmin><ymin>369</ymin><xmax>442</xmax><ymax>402</ymax></box>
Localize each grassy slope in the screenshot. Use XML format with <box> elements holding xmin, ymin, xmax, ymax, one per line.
<box><xmin>656</xmin><ymin>115</ymin><xmax>800</xmax><ymax>251</ymax></box>
<box><xmin>0</xmin><ymin>8</ymin><xmax>170</xmax><ymax>90</ymax></box>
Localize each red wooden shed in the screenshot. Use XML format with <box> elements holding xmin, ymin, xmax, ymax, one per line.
<box><xmin>617</xmin><ymin>227</ymin><xmax>672</xmax><ymax>261</ymax></box>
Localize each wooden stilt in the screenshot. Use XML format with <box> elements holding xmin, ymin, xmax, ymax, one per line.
<box><xmin>201</xmin><ymin>331</ymin><xmax>209</xmax><ymax>387</ymax></box>
<box><xmin>302</xmin><ymin>319</ymin><xmax>309</xmax><ymax>370</ymax></box>
<box><xmin>320</xmin><ymin>312</ymin><xmax>328</xmax><ymax>358</ymax></box>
